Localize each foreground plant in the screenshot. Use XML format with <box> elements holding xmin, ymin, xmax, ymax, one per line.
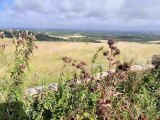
<box><xmin>95</xmin><ymin>40</ymin><xmax>159</xmax><ymax>120</ymax></box>
<box><xmin>0</xmin><ymin>31</ymin><xmax>36</xmax><ymax>120</ymax></box>
<box><xmin>27</xmin><ymin>39</ymin><xmax>159</xmax><ymax>120</ymax></box>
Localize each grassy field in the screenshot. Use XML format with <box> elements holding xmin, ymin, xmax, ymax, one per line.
<box><xmin>1</xmin><ymin>39</ymin><xmax>160</xmax><ymax>88</ymax></box>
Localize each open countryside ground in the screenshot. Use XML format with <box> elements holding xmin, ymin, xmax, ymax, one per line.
<box><xmin>1</xmin><ymin>39</ymin><xmax>160</xmax><ymax>88</ymax></box>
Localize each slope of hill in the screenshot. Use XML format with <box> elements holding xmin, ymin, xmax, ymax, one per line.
<box><xmin>1</xmin><ymin>30</ymin><xmax>160</xmax><ymax>43</ymax></box>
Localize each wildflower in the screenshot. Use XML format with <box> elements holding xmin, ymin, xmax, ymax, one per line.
<box><xmin>114</xmin><ymin>49</ymin><xmax>120</xmax><ymax>56</ymax></box>
<box><xmin>117</xmin><ymin>62</ymin><xmax>130</xmax><ymax>71</ymax></box>
<box><xmin>76</xmin><ymin>64</ymin><xmax>84</xmax><ymax>69</ymax></box>
<box><xmin>17</xmin><ymin>40</ymin><xmax>24</xmax><ymax>45</ymax></box>
<box><xmin>108</xmin><ymin>39</ymin><xmax>115</xmax><ymax>47</ymax></box>
<box><xmin>103</xmin><ymin>51</ymin><xmax>109</xmax><ymax>56</ymax></box>
<box><xmin>111</xmin><ymin>46</ymin><xmax>117</xmax><ymax>51</ymax></box>
<box><xmin>62</xmin><ymin>57</ymin><xmax>72</xmax><ymax>63</ymax></box>
<box><xmin>80</xmin><ymin>61</ymin><xmax>87</xmax><ymax>66</ymax></box>
<box><xmin>152</xmin><ymin>55</ymin><xmax>160</xmax><ymax>69</ymax></box>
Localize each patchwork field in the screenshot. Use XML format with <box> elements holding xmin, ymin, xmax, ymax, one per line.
<box><xmin>1</xmin><ymin>39</ymin><xmax>160</xmax><ymax>88</ymax></box>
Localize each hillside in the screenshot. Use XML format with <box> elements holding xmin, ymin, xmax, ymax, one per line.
<box><xmin>2</xmin><ymin>30</ymin><xmax>160</xmax><ymax>43</ymax></box>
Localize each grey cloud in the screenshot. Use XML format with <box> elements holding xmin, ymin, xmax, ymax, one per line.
<box><xmin>121</xmin><ymin>0</ymin><xmax>160</xmax><ymax>20</ymax></box>
<box><xmin>1</xmin><ymin>0</ymin><xmax>160</xmax><ymax>30</ymax></box>
<box><xmin>13</xmin><ymin>0</ymin><xmax>63</xmax><ymax>15</ymax></box>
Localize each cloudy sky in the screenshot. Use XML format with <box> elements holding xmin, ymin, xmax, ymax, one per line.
<box><xmin>0</xmin><ymin>0</ymin><xmax>160</xmax><ymax>31</ymax></box>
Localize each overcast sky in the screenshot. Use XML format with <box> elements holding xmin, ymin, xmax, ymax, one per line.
<box><xmin>0</xmin><ymin>0</ymin><xmax>160</xmax><ymax>31</ymax></box>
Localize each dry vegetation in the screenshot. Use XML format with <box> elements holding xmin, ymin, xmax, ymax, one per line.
<box><xmin>1</xmin><ymin>38</ymin><xmax>160</xmax><ymax>88</ymax></box>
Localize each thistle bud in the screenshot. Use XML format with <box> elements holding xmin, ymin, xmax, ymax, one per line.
<box><xmin>117</xmin><ymin>62</ymin><xmax>130</xmax><ymax>71</ymax></box>
<box><xmin>103</xmin><ymin>51</ymin><xmax>109</xmax><ymax>56</ymax></box>
<box><xmin>114</xmin><ymin>49</ymin><xmax>120</xmax><ymax>56</ymax></box>
<box><xmin>111</xmin><ymin>46</ymin><xmax>117</xmax><ymax>51</ymax></box>
<box><xmin>80</xmin><ymin>61</ymin><xmax>87</xmax><ymax>66</ymax></box>
<box><xmin>108</xmin><ymin>39</ymin><xmax>115</xmax><ymax>46</ymax></box>
<box><xmin>62</xmin><ymin>57</ymin><xmax>72</xmax><ymax>63</ymax></box>
<box><xmin>17</xmin><ymin>40</ymin><xmax>24</xmax><ymax>45</ymax></box>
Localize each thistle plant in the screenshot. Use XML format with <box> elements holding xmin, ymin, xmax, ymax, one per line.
<box><xmin>2</xmin><ymin>31</ymin><xmax>36</xmax><ymax>119</ymax></box>
<box><xmin>10</xmin><ymin>31</ymin><xmax>36</xmax><ymax>87</ymax></box>
<box><xmin>0</xmin><ymin>39</ymin><xmax>8</xmax><ymax>67</ymax></box>
<box><xmin>103</xmin><ymin>39</ymin><xmax>121</xmax><ymax>71</ymax></box>
<box><xmin>95</xmin><ymin>40</ymin><xmax>132</xmax><ymax>119</ymax></box>
<box><xmin>62</xmin><ymin>56</ymin><xmax>91</xmax><ymax>84</ymax></box>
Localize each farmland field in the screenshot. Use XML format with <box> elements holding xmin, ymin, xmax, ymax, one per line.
<box><xmin>1</xmin><ymin>38</ymin><xmax>160</xmax><ymax>88</ymax></box>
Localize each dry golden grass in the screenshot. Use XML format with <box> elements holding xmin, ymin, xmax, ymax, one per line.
<box><xmin>1</xmin><ymin>39</ymin><xmax>160</xmax><ymax>87</ymax></box>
